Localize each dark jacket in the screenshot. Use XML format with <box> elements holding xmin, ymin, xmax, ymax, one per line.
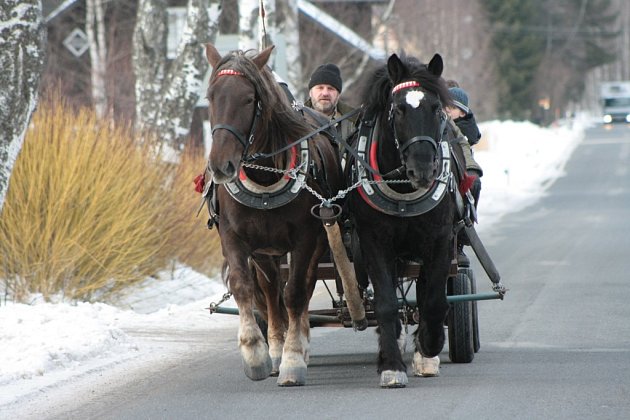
<box><xmin>304</xmin><ymin>99</ymin><xmax>358</xmax><ymax>142</ymax></box>
<box><xmin>454</xmin><ymin>113</ymin><xmax>481</xmax><ymax>146</ymax></box>
<box><xmin>447</xmin><ymin>119</ymin><xmax>483</xmax><ymax>176</ymax></box>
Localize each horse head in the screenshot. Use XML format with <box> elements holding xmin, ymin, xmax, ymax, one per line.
<box><xmin>386</xmin><ymin>53</ymin><xmax>449</xmax><ymax>189</ymax></box>
<box><xmin>205</xmin><ymin>43</ymin><xmax>275</xmax><ymax>184</ymax></box>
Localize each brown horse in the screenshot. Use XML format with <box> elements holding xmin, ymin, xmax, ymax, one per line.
<box><xmin>204</xmin><ymin>43</ymin><xmax>344</xmax><ymax>386</ymax></box>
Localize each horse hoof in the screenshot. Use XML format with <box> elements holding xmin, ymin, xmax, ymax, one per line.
<box><xmin>270</xmin><ymin>357</ymin><xmax>282</xmax><ymax>377</ymax></box>
<box><xmin>380</xmin><ymin>370</ymin><xmax>408</xmax><ymax>388</ymax></box>
<box><xmin>242</xmin><ymin>356</ymin><xmax>272</xmax><ymax>381</ymax></box>
<box><xmin>353</xmin><ymin>318</ymin><xmax>368</xmax><ymax>331</ymax></box>
<box><xmin>412</xmin><ymin>353</ymin><xmax>440</xmax><ymax>377</ymax></box>
<box><xmin>277</xmin><ymin>366</ymin><xmax>307</xmax><ymax>386</ymax></box>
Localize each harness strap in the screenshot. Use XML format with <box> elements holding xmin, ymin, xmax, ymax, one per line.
<box><xmin>399</xmin><ymin>135</ymin><xmax>438</xmax><ymax>153</ymax></box>
<box><xmin>245</xmin><ymin>107</ymin><xmax>362</xmax><ymax>162</ymax></box>
<box><xmin>211</xmin><ymin>124</ymin><xmax>248</xmax><ymax>148</ymax></box>
<box><xmin>336</xmin><ymin>118</ymin><xmax>382</xmax><ymax>176</ymax></box>
<box><xmin>212</xmin><ymin>101</ymin><xmax>262</xmax><ymax>158</ymax></box>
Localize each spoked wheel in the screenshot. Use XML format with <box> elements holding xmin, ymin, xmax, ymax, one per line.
<box><xmin>447</xmin><ymin>273</ymin><xmax>474</xmax><ymax>363</ymax></box>
<box><xmin>459</xmin><ymin>267</ymin><xmax>480</xmax><ymax>353</ymax></box>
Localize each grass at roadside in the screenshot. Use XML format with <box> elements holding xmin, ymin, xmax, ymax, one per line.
<box><xmin>0</xmin><ymin>97</ymin><xmax>222</xmax><ymax>302</ymax></box>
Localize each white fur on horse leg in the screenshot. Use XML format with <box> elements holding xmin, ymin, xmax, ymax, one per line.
<box><xmin>300</xmin><ymin>329</ymin><xmax>311</xmax><ymax>364</ymax></box>
<box><xmin>412</xmin><ymin>352</ymin><xmax>440</xmax><ymax>377</ymax></box>
<box><xmin>268</xmin><ymin>337</ymin><xmax>283</xmax><ymax>377</ymax></box>
<box><xmin>238</xmin><ymin>323</ymin><xmax>272</xmax><ymax>381</ymax></box>
<box><xmin>277</xmin><ymin>350</ymin><xmax>307</xmax><ymax>386</ymax></box>
<box><xmin>277</xmin><ymin>326</ymin><xmax>308</xmax><ymax>386</ymax></box>
<box><xmin>380</xmin><ymin>370</ymin><xmax>408</xmax><ymax>388</ymax></box>
<box><xmin>398</xmin><ymin>329</ymin><xmax>407</xmax><ymax>355</ymax></box>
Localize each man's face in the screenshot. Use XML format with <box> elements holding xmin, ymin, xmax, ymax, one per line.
<box><xmin>309</xmin><ymin>84</ymin><xmax>340</xmax><ymax>116</ymax></box>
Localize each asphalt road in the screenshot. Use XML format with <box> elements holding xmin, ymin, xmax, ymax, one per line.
<box><xmin>43</xmin><ymin>124</ymin><xmax>630</xmax><ymax>419</ymax></box>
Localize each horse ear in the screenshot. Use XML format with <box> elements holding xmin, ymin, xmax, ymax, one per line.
<box><xmin>387</xmin><ymin>53</ymin><xmax>408</xmax><ymax>84</ymax></box>
<box><xmin>252</xmin><ymin>45</ymin><xmax>275</xmax><ymax>69</ymax></box>
<box><xmin>205</xmin><ymin>43</ymin><xmax>222</xmax><ymax>68</ymax></box>
<box><xmin>427</xmin><ymin>54</ymin><xmax>444</xmax><ymax>77</ymax></box>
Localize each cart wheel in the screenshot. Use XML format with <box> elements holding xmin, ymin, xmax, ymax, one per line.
<box><xmin>447</xmin><ymin>273</ymin><xmax>474</xmax><ymax>363</ymax></box>
<box><xmin>459</xmin><ymin>267</ymin><xmax>480</xmax><ymax>353</ymax></box>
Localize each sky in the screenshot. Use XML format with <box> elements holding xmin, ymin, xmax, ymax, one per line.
<box><xmin>0</xmin><ymin>115</ymin><xmax>589</xmax><ymax>412</ymax></box>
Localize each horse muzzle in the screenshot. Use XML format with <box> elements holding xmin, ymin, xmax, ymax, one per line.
<box><xmin>209</xmin><ymin>159</ymin><xmax>238</xmax><ymax>184</ymax></box>
<box><xmin>406</xmin><ymin>162</ymin><xmax>438</xmax><ymax>189</ymax></box>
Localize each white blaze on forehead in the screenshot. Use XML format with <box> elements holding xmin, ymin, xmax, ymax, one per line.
<box><xmin>405</xmin><ymin>90</ymin><xmax>425</xmax><ymax>108</ymax></box>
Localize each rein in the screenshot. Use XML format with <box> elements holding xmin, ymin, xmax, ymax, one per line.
<box><xmin>210</xmin><ymin>68</ymin><xmax>367</xmax><ymax>172</ymax></box>
<box><xmin>245</xmin><ymin>107</ymin><xmax>362</xmax><ymax>163</ymax></box>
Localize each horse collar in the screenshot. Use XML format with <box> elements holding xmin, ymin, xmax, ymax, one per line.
<box><xmin>224</xmin><ymin>138</ymin><xmax>311</xmax><ymax>210</ymax></box>
<box><xmin>354</xmin><ymin>117</ymin><xmax>452</xmax><ymax>217</ymax></box>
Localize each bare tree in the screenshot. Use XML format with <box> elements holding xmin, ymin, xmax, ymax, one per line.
<box><xmin>133</xmin><ymin>0</ymin><xmax>221</xmax><ymax>151</ymax></box>
<box><xmin>277</xmin><ymin>0</ymin><xmax>301</xmax><ymax>93</ymax></box>
<box><xmin>0</xmin><ymin>0</ymin><xmax>46</xmax><ymax>214</ymax></box>
<box><xmin>86</xmin><ymin>0</ymin><xmax>108</xmax><ymax>118</ymax></box>
<box><xmin>239</xmin><ymin>0</ymin><xmax>300</xmax><ymax>92</ymax></box>
<box><xmin>298</xmin><ymin>1</ymin><xmax>391</xmax><ymax>105</ymax></box>
<box><xmin>239</xmin><ymin>0</ymin><xmax>262</xmax><ymax>50</ymax></box>
<box><xmin>391</xmin><ymin>0</ymin><xmax>496</xmax><ymax>120</ymax></box>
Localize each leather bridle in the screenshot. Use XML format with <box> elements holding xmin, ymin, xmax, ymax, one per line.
<box><xmin>210</xmin><ymin>69</ymin><xmax>262</xmax><ymax>160</ymax></box>
<box><xmin>388</xmin><ymin>80</ymin><xmax>447</xmax><ymax>168</ymax></box>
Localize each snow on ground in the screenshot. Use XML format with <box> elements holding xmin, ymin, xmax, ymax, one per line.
<box><xmin>473</xmin><ymin>118</ymin><xmax>586</xmax><ymax>230</ymax></box>
<box><xmin>0</xmin><ymin>116</ymin><xmax>589</xmax><ymax>410</ymax></box>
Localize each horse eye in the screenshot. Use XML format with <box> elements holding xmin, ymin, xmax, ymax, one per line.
<box><xmin>245</xmin><ymin>97</ymin><xmax>254</xmax><ymax>105</ymax></box>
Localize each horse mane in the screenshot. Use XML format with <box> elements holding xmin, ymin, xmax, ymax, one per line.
<box><xmin>361</xmin><ymin>52</ymin><xmax>452</xmax><ymax>118</ymax></box>
<box><xmin>211</xmin><ymin>50</ymin><xmax>313</xmax><ymax>158</ymax></box>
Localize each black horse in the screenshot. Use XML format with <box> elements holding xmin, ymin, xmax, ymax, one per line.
<box><xmin>348</xmin><ymin>52</ymin><xmax>466</xmax><ymax>387</ymax></box>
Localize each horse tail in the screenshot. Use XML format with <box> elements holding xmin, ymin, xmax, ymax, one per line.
<box><xmin>249</xmin><ymin>256</ymin><xmax>288</xmax><ymax>330</ymax></box>
<box><xmin>249</xmin><ymin>257</ymin><xmax>268</xmax><ymax>320</ymax></box>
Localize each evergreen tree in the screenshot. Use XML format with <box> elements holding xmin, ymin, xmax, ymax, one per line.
<box><xmin>482</xmin><ymin>0</ymin><xmax>546</xmax><ymax>120</ymax></box>
<box><xmin>550</xmin><ymin>0</ymin><xmax>619</xmax><ymax>104</ymax></box>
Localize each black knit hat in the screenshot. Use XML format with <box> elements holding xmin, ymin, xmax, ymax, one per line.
<box><xmin>308</xmin><ymin>63</ymin><xmax>342</xmax><ymax>92</ymax></box>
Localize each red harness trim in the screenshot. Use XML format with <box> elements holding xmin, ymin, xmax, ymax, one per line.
<box><xmin>216</xmin><ymin>69</ymin><xmax>243</xmax><ymax>77</ymax></box>
<box><xmin>369</xmin><ymin>139</ymin><xmax>382</xmax><ymax>181</ymax></box>
<box><xmin>392</xmin><ymin>81</ymin><xmax>421</xmax><ymax>94</ymax></box>
<box><xmin>285</xmin><ymin>145</ymin><xmax>297</xmax><ymax>179</ymax></box>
